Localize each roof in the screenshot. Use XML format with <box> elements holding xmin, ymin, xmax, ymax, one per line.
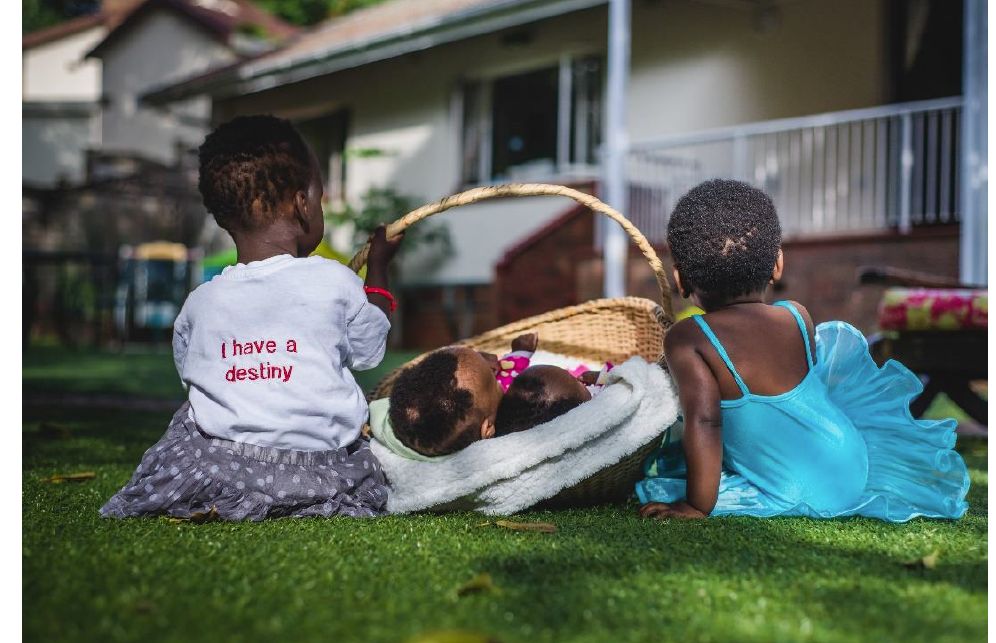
<box><xmin>22</xmin><ymin>3</ymin><xmax>138</xmax><ymax>50</ymax></box>
<box><xmin>142</xmin><ymin>0</ymin><xmax>607</xmax><ymax>105</ymax></box>
<box><xmin>85</xmin><ymin>0</ymin><xmax>298</xmax><ymax>59</ymax></box>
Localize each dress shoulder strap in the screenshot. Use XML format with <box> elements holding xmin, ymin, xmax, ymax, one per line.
<box><xmin>692</xmin><ymin>315</ymin><xmax>750</xmax><ymax>396</ymax></box>
<box><xmin>773</xmin><ymin>301</ymin><xmax>815</xmax><ymax>367</ymax></box>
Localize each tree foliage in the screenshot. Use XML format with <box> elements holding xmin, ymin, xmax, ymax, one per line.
<box><xmin>23</xmin><ymin>0</ymin><xmax>99</xmax><ymax>34</ymax></box>
<box><xmin>252</xmin><ymin>0</ymin><xmax>389</xmax><ymax>26</ymax></box>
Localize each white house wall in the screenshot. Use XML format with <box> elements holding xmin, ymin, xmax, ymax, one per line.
<box><xmin>628</xmin><ymin>0</ymin><xmax>887</xmax><ymax>140</ymax></box>
<box><xmin>213</xmin><ymin>0</ymin><xmax>888</xmax><ymax>285</ymax></box>
<box><xmin>22</xmin><ymin>110</ymin><xmax>99</xmax><ymax>186</ymax></box>
<box><xmin>22</xmin><ymin>26</ymin><xmax>105</xmax><ymax>101</ymax></box>
<box><xmin>100</xmin><ymin>10</ymin><xmax>235</xmax><ymax>163</ymax></box>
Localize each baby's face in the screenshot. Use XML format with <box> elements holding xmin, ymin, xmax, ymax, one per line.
<box><xmin>524</xmin><ymin>365</ymin><xmax>592</xmax><ymax>404</ymax></box>
<box><xmin>448</xmin><ymin>347</ymin><xmax>504</xmax><ymax>422</ymax></box>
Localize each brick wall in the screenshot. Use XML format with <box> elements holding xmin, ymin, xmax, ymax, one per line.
<box><xmin>494</xmin><ymin>206</ymin><xmax>598</xmax><ymax>325</ymax></box>
<box><xmin>399</xmin><ymin>218</ymin><xmax>961</xmax><ymax>350</ymax></box>
<box><xmin>625</xmin><ymin>226</ymin><xmax>962</xmax><ymax>332</ymax></box>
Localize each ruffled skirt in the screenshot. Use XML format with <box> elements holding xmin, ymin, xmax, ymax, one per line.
<box><xmin>100</xmin><ymin>403</ymin><xmax>389</xmax><ymax>521</ymax></box>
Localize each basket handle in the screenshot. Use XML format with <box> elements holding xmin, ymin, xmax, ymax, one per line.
<box><xmin>348</xmin><ymin>183</ymin><xmax>674</xmax><ymax>322</ymax></box>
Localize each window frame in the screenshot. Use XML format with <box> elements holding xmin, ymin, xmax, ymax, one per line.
<box><xmin>456</xmin><ymin>51</ymin><xmax>605</xmax><ymax>187</ymax></box>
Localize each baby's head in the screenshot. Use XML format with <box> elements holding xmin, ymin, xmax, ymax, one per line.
<box><xmin>198</xmin><ymin>115</ymin><xmax>324</xmax><ymax>256</ymax></box>
<box><xmin>667</xmin><ymin>179</ymin><xmax>783</xmax><ymax>309</ymax></box>
<box><xmin>389</xmin><ymin>347</ymin><xmax>503</xmax><ymax>456</ymax></box>
<box><xmin>495</xmin><ymin>365</ymin><xmax>591</xmax><ymax>436</ymax></box>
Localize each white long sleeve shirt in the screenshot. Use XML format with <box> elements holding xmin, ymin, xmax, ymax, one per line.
<box><xmin>172</xmin><ymin>254</ymin><xmax>390</xmax><ymax>451</ymax></box>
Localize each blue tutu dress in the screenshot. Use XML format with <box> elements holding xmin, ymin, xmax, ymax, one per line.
<box><xmin>635</xmin><ymin>301</ymin><xmax>970</xmax><ymax>522</ymax></box>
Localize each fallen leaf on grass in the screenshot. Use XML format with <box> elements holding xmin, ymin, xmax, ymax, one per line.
<box><xmin>903</xmin><ymin>549</ymin><xmax>940</xmax><ymax>570</ymax></box>
<box><xmin>166</xmin><ymin>507</ymin><xmax>220</xmax><ymax>524</ymax></box>
<box><xmin>406</xmin><ymin>630</ymin><xmax>503</xmax><ymax>643</ymax></box>
<box><xmin>40</xmin><ymin>471</ymin><xmax>95</xmax><ymax>484</ymax></box>
<box><xmin>494</xmin><ymin>520</ymin><xmax>557</xmax><ymax>533</ymax></box>
<box><xmin>456</xmin><ymin>572</ymin><xmax>500</xmax><ymax>597</ymax></box>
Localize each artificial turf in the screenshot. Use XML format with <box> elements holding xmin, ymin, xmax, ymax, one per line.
<box><xmin>22</xmin><ymin>348</ymin><xmax>988</xmax><ymax>643</ymax></box>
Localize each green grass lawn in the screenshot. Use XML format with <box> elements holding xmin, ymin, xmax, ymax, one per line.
<box><xmin>22</xmin><ymin>347</ymin><xmax>988</xmax><ymax>643</ymax></box>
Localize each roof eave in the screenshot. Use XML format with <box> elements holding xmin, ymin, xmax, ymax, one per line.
<box><xmin>142</xmin><ymin>0</ymin><xmax>608</xmax><ymax>106</ymax></box>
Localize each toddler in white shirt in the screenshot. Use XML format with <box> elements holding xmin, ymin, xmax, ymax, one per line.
<box><xmin>101</xmin><ymin>115</ymin><xmax>403</xmax><ymax>521</ymax></box>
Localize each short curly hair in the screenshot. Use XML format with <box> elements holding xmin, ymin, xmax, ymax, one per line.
<box><xmin>494</xmin><ymin>371</ymin><xmax>586</xmax><ymax>436</ymax></box>
<box><xmin>198</xmin><ymin>115</ymin><xmax>314</xmax><ymax>232</ymax></box>
<box><xmin>388</xmin><ymin>351</ymin><xmax>480</xmax><ymax>457</ymax></box>
<box><xmin>667</xmin><ymin>179</ymin><xmax>782</xmax><ymax>301</ymax></box>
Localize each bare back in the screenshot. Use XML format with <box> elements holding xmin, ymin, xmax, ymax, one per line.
<box><xmin>679</xmin><ymin>301</ymin><xmax>816</xmax><ymax>401</ymax></box>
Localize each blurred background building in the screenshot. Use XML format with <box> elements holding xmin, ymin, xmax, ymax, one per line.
<box><xmin>22</xmin><ymin>0</ymin><xmax>988</xmax><ymax>349</ymax></box>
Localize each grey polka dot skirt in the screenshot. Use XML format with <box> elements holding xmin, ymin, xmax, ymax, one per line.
<box><xmin>100</xmin><ymin>403</ymin><xmax>389</xmax><ymax>521</ymax></box>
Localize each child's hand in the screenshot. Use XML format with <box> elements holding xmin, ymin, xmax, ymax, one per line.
<box><xmin>639</xmin><ymin>501</ymin><xmax>707</xmax><ymax>520</ymax></box>
<box><xmin>367</xmin><ymin>225</ymin><xmax>404</xmax><ymax>270</ymax></box>
<box><xmin>510</xmin><ymin>333</ymin><xmax>539</xmax><ymax>352</ymax></box>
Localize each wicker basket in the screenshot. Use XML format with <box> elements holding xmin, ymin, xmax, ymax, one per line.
<box><xmin>349</xmin><ymin>183</ymin><xmax>675</xmax><ymax>509</ymax></box>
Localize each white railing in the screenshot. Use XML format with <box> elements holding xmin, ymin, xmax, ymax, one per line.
<box><xmin>625</xmin><ymin>97</ymin><xmax>963</xmax><ymax>244</ymax></box>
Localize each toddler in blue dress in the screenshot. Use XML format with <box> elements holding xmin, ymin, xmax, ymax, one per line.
<box><xmin>638</xmin><ymin>179</ymin><xmax>969</xmax><ymax>522</ymax></box>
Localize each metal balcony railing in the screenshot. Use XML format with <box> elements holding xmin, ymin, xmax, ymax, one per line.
<box><xmin>625</xmin><ymin>96</ymin><xmax>963</xmax><ymax>244</ymax></box>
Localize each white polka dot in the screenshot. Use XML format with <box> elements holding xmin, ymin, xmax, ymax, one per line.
<box><xmin>195</xmin><ymin>449</ymin><xmax>202</xmax><ymax>458</ymax></box>
<box><xmin>169</xmin><ymin>466</ymin><xmax>180</xmax><ymax>476</ymax></box>
<box><xmin>246</xmin><ymin>467</ymin><xmax>253</xmax><ymax>474</ymax></box>
<box><xmin>277</xmin><ymin>490</ymin><xmax>286</xmax><ymax>499</ymax></box>
<box><xmin>256</xmin><ymin>478</ymin><xmax>265</xmax><ymax>486</ymax></box>
<box><xmin>265</xmin><ymin>475</ymin><xmax>273</xmax><ymax>484</ymax></box>
<box><xmin>278</xmin><ymin>464</ymin><xmax>285</xmax><ymax>471</ymax></box>
<box><xmin>263</xmin><ymin>495</ymin><xmax>273</xmax><ymax>503</ymax></box>
<box><xmin>149</xmin><ymin>494</ymin><xmax>160</xmax><ymax>501</ymax></box>
<box><xmin>307</xmin><ymin>489</ymin><xmax>315</xmax><ymax>497</ymax></box>
<box><xmin>292</xmin><ymin>475</ymin><xmax>301</xmax><ymax>484</ymax></box>
<box><xmin>363</xmin><ymin>460</ymin><xmax>369</xmax><ymax>469</ymax></box>
<box><xmin>193</xmin><ymin>471</ymin><xmax>203</xmax><ymax>480</ymax></box>
<box><xmin>210</xmin><ymin>465</ymin><xmax>219</xmax><ymax>474</ymax></box>
<box><xmin>208</xmin><ymin>447</ymin><xmax>216</xmax><ymax>454</ymax></box>
<box><xmin>236</xmin><ymin>481</ymin><xmax>245</xmax><ymax>490</ymax></box>
<box><xmin>230</xmin><ymin>462</ymin><xmax>239</xmax><ymax>470</ymax></box>
<box><xmin>184</xmin><ymin>436</ymin><xmax>191</xmax><ymax>442</ymax></box>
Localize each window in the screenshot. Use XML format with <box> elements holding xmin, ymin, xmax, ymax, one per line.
<box><xmin>460</xmin><ymin>55</ymin><xmax>603</xmax><ymax>184</ymax></box>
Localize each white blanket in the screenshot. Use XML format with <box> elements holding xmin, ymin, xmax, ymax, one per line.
<box><xmin>370</xmin><ymin>356</ymin><xmax>679</xmax><ymax>515</ymax></box>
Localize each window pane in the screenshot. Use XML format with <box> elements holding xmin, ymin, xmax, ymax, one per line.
<box><xmin>491</xmin><ymin>66</ymin><xmax>559</xmax><ymax>180</ymax></box>
<box><xmin>460</xmin><ymin>81</ymin><xmax>482</xmax><ymax>185</ymax></box>
<box><xmin>571</xmin><ymin>56</ymin><xmax>603</xmax><ymax>165</ymax></box>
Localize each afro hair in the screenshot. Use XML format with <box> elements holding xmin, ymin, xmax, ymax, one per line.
<box><xmin>494</xmin><ymin>370</ymin><xmax>587</xmax><ymax>436</ymax></box>
<box><xmin>388</xmin><ymin>351</ymin><xmax>481</xmax><ymax>457</ymax></box>
<box><xmin>667</xmin><ymin>179</ymin><xmax>782</xmax><ymax>302</ymax></box>
<box><xmin>198</xmin><ymin>115</ymin><xmax>314</xmax><ymax>233</ymax></box>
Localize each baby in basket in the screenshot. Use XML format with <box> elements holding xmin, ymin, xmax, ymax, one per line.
<box><xmin>368</xmin><ymin>333</ymin><xmax>612</xmax><ymax>459</ymax></box>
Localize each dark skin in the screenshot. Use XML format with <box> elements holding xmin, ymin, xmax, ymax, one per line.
<box><xmin>229</xmin><ymin>149</ymin><xmax>403</xmax><ymax>316</ymax></box>
<box><xmin>640</xmin><ymin>251</ymin><xmax>817</xmax><ymax>520</ymax></box>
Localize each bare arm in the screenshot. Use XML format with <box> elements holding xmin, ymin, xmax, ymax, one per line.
<box><xmin>640</xmin><ymin>322</ymin><xmax>724</xmax><ymax>520</ymax></box>
<box><xmin>364</xmin><ymin>225</ymin><xmax>404</xmax><ymax>316</ymax></box>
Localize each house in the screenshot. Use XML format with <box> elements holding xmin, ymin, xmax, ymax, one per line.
<box><xmin>22</xmin><ymin>0</ymin><xmax>137</xmax><ymax>189</ymax></box>
<box><xmin>22</xmin><ymin>0</ymin><xmax>297</xmax><ymax>345</ymax></box>
<box><xmin>142</xmin><ymin>0</ymin><xmax>985</xmax><ymax>346</ymax></box>
<box><xmin>23</xmin><ymin>0</ymin><xmax>297</xmax><ymax>248</ymax></box>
